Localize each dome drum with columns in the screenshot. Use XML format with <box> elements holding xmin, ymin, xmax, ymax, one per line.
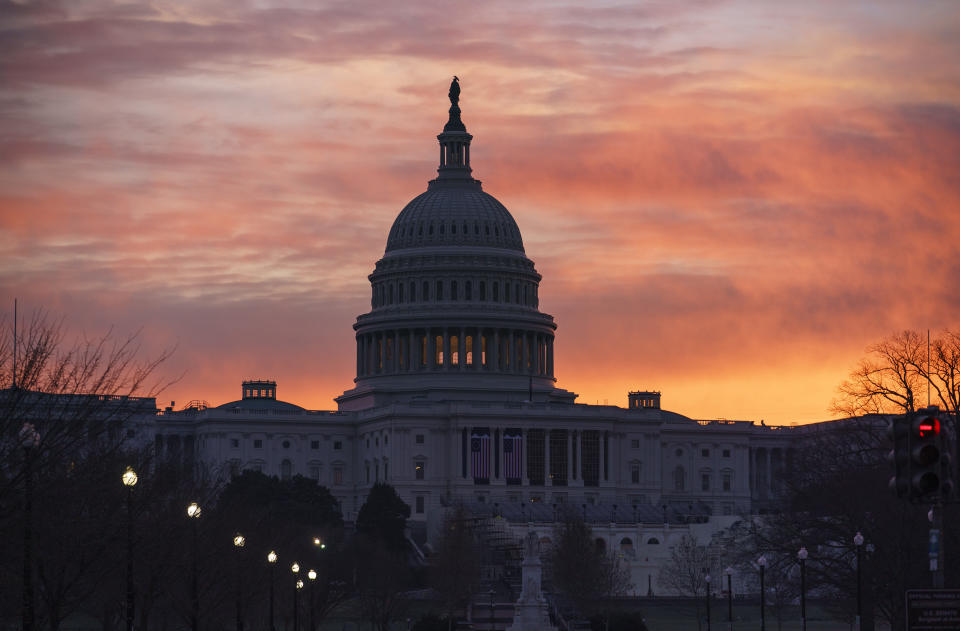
<box><xmin>337</xmin><ymin>78</ymin><xmax>575</xmax><ymax>410</ymax></box>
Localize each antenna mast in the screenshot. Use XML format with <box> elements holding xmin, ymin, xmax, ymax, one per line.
<box><xmin>927</xmin><ymin>329</ymin><xmax>931</xmax><ymax>407</ymax></box>
<box><xmin>12</xmin><ymin>298</ymin><xmax>16</xmax><ymax>389</ymax></box>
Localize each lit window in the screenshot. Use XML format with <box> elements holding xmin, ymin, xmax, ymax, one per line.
<box><xmin>415</xmin><ymin>461</ymin><xmax>425</xmax><ymax>480</ymax></box>
<box><xmin>333</xmin><ymin>467</ymin><xmax>343</xmax><ymax>485</ymax></box>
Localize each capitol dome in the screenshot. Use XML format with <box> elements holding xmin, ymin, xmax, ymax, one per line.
<box><xmin>337</xmin><ymin>78</ymin><xmax>574</xmax><ymax>411</ymax></box>
<box><xmin>385</xmin><ymin>184</ymin><xmax>525</xmax><ymax>253</ymax></box>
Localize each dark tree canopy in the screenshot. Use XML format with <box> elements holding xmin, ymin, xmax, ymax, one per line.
<box><xmin>216</xmin><ymin>469</ymin><xmax>343</xmax><ymax>535</ymax></box>
<box><xmin>356</xmin><ymin>483</ymin><xmax>410</xmax><ymax>552</ymax></box>
<box><xmin>429</xmin><ymin>505</ymin><xmax>479</xmax><ymax>627</ymax></box>
<box><xmin>549</xmin><ymin>512</ymin><xmax>631</xmax><ymax>621</ymax></box>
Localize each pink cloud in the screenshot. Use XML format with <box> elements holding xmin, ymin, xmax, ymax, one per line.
<box><xmin>2</xmin><ymin>0</ymin><xmax>959</xmax><ymax>423</ymax></box>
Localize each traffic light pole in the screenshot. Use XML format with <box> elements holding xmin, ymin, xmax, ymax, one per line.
<box><xmin>930</xmin><ymin>501</ymin><xmax>944</xmax><ymax>589</ymax></box>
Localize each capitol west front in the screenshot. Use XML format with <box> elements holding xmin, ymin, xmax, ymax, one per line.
<box><xmin>152</xmin><ymin>82</ymin><xmax>796</xmax><ymax>595</ymax></box>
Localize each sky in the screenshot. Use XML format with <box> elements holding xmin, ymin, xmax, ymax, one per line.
<box><xmin>1</xmin><ymin>0</ymin><xmax>959</xmax><ymax>424</ymax></box>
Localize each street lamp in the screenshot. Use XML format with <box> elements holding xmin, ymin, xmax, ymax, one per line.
<box><xmin>186</xmin><ymin>502</ymin><xmax>201</xmax><ymax>631</ymax></box>
<box><xmin>725</xmin><ymin>566</ymin><xmax>733</xmax><ymax>631</ymax></box>
<box><xmin>21</xmin><ymin>422</ymin><xmax>40</xmax><ymax>631</ymax></box>
<box><xmin>122</xmin><ymin>467</ymin><xmax>138</xmax><ymax>631</ymax></box>
<box><xmin>489</xmin><ymin>588</ymin><xmax>496</xmax><ymax>631</ymax></box>
<box><xmin>292</xmin><ymin>563</ymin><xmax>301</xmax><ymax>631</ymax></box>
<box><xmin>798</xmin><ymin>546</ymin><xmax>808</xmax><ymax>631</ymax></box>
<box><xmin>307</xmin><ymin>569</ymin><xmax>317</xmax><ymax>631</ymax></box>
<box><xmin>757</xmin><ymin>556</ymin><xmax>767</xmax><ymax>631</ymax></box>
<box><xmin>233</xmin><ymin>534</ymin><xmax>245</xmax><ymax>631</ymax></box>
<box><xmin>267</xmin><ymin>551</ymin><xmax>277</xmax><ymax>631</ymax></box>
<box><xmin>853</xmin><ymin>532</ymin><xmax>864</xmax><ymax>631</ymax></box>
<box><xmin>704</xmin><ymin>572</ymin><xmax>712</xmax><ymax>631</ymax></box>
<box><xmin>312</xmin><ymin>536</ymin><xmax>326</xmax><ymax>550</ymax></box>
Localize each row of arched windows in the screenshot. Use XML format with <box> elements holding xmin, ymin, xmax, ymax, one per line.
<box><xmin>392</xmin><ymin>218</ymin><xmax>520</xmax><ymax>244</ymax></box>
<box><xmin>372</xmin><ymin>277</ymin><xmax>538</xmax><ymax>308</ymax></box>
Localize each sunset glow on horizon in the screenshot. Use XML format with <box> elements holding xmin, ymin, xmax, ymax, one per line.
<box><xmin>2</xmin><ymin>0</ymin><xmax>959</xmax><ymax>424</ymax></box>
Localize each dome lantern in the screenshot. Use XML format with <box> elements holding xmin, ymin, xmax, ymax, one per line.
<box><xmin>435</xmin><ymin>76</ymin><xmax>474</xmax><ymax>182</ymax></box>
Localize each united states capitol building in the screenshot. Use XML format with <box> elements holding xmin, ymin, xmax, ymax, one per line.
<box><xmin>150</xmin><ymin>80</ymin><xmax>798</xmax><ymax>595</ymax></box>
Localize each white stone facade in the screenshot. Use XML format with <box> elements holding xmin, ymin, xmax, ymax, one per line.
<box><xmin>147</xmin><ymin>86</ymin><xmax>801</xmax><ymax>596</ymax></box>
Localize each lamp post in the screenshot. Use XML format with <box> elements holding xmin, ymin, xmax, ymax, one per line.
<box><xmin>705</xmin><ymin>573</ymin><xmax>712</xmax><ymax>631</ymax></box>
<box><xmin>186</xmin><ymin>502</ymin><xmax>202</xmax><ymax>631</ymax></box>
<box><xmin>307</xmin><ymin>569</ymin><xmax>317</xmax><ymax>631</ymax></box>
<box><xmin>489</xmin><ymin>587</ymin><xmax>496</xmax><ymax>631</ymax></box>
<box><xmin>853</xmin><ymin>532</ymin><xmax>864</xmax><ymax>631</ymax></box>
<box><xmin>724</xmin><ymin>566</ymin><xmax>733</xmax><ymax>631</ymax></box>
<box><xmin>291</xmin><ymin>563</ymin><xmax>301</xmax><ymax>631</ymax></box>
<box><xmin>757</xmin><ymin>556</ymin><xmax>767</xmax><ymax>631</ymax></box>
<box><xmin>20</xmin><ymin>422</ymin><xmax>39</xmax><ymax>631</ymax></box>
<box><xmin>122</xmin><ymin>467</ymin><xmax>138</xmax><ymax>631</ymax></box>
<box><xmin>798</xmin><ymin>546</ymin><xmax>808</xmax><ymax>631</ymax></box>
<box><xmin>233</xmin><ymin>534</ymin><xmax>245</xmax><ymax>631</ymax></box>
<box><xmin>267</xmin><ymin>551</ymin><xmax>277</xmax><ymax>631</ymax></box>
<box><xmin>312</xmin><ymin>536</ymin><xmax>326</xmax><ymax>550</ymax></box>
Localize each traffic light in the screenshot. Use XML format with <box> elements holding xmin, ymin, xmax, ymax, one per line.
<box><xmin>888</xmin><ymin>416</ymin><xmax>911</xmax><ymax>497</ymax></box>
<box><xmin>909</xmin><ymin>409</ymin><xmax>943</xmax><ymax>499</ymax></box>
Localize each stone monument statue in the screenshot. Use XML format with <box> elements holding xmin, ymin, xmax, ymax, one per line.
<box><xmin>506</xmin><ymin>531</ymin><xmax>558</xmax><ymax>631</ymax></box>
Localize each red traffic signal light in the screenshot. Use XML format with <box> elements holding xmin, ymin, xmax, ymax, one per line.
<box><xmin>910</xmin><ymin>412</ymin><xmax>945</xmax><ymax>500</ymax></box>
<box><xmin>914</xmin><ymin>417</ymin><xmax>940</xmax><ymax>438</ymax></box>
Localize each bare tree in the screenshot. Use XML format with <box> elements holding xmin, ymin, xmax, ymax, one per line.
<box><xmin>0</xmin><ymin>308</ymin><xmax>174</xmax><ymax>630</ymax></box>
<box><xmin>656</xmin><ymin>533</ymin><xmax>716</xmax><ymax>631</ymax></box>
<box><xmin>1</xmin><ymin>309</ymin><xmax>174</xmax><ymax>497</ymax></box>
<box><xmin>739</xmin><ymin>418</ymin><xmax>960</xmax><ymax>631</ymax></box>
<box><xmin>834</xmin><ymin>328</ymin><xmax>960</xmax><ymax>423</ymax></box>
<box><xmin>833</xmin><ymin>330</ymin><xmax>927</xmax><ymax>417</ymax></box>
<box><xmin>549</xmin><ymin>512</ymin><xmax>632</xmax><ymax>627</ymax></box>
<box><xmin>430</xmin><ymin>505</ymin><xmax>480</xmax><ymax>631</ymax></box>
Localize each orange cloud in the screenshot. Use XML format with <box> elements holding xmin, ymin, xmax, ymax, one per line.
<box><xmin>2</xmin><ymin>0</ymin><xmax>958</xmax><ymax>423</ymax></box>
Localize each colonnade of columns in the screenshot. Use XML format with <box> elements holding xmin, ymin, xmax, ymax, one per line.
<box><xmin>461</xmin><ymin>427</ymin><xmax>609</xmax><ymax>487</ymax></box>
<box><xmin>440</xmin><ymin>140</ymin><xmax>470</xmax><ymax>168</ymax></box>
<box><xmin>357</xmin><ymin>327</ymin><xmax>555</xmax><ymax>378</ymax></box>
<box><xmin>751</xmin><ymin>447</ymin><xmax>785</xmax><ymax>499</ymax></box>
